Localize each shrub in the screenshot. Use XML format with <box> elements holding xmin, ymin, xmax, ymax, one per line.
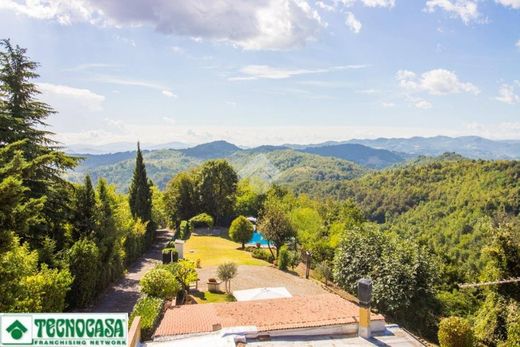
<box><xmin>229</xmin><ymin>216</ymin><xmax>254</xmax><ymax>249</ymax></box>
<box><xmin>140</xmin><ymin>268</ymin><xmax>180</xmax><ymax>299</ymax></box>
<box><xmin>278</xmin><ymin>246</ymin><xmax>289</xmax><ymax>271</ymax></box>
<box><xmin>251</xmin><ymin>248</ymin><xmax>274</xmax><ymax>263</ymax></box>
<box><xmin>161</xmin><ymin>248</ymin><xmax>178</xmax><ymax>264</ymax></box>
<box><xmin>67</xmin><ymin>238</ymin><xmax>100</xmax><ymax>308</ymax></box>
<box><xmin>177</xmin><ymin>220</ymin><xmax>193</xmax><ymax>240</ymax></box>
<box><xmin>438</xmin><ymin>316</ymin><xmax>474</xmax><ymax>347</ymax></box>
<box><xmin>189</xmin><ymin>213</ymin><xmax>214</xmax><ymax>229</ymax></box>
<box><xmin>130</xmin><ymin>296</ymin><xmax>164</xmax><ymax>340</ymax></box>
<box><xmin>315</xmin><ymin>261</ymin><xmax>333</xmax><ymax>285</ymax></box>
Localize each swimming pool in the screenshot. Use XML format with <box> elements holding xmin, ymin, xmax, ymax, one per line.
<box><xmin>248</xmin><ymin>230</ymin><xmax>269</xmax><ymax>246</ymax></box>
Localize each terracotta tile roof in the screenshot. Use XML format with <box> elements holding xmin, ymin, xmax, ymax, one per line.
<box><xmin>154</xmin><ymin>294</ymin><xmax>385</xmax><ymax>338</ymax></box>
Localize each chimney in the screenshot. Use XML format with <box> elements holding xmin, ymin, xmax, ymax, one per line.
<box><xmin>357</xmin><ymin>278</ymin><xmax>372</xmax><ymax>338</ymax></box>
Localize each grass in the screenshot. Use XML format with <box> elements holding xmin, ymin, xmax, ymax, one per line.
<box><xmin>192</xmin><ymin>291</ymin><xmax>235</xmax><ymax>304</ymax></box>
<box><xmin>184</xmin><ymin>235</ymin><xmax>269</xmax><ymax>267</ymax></box>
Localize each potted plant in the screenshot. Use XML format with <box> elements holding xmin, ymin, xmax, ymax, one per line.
<box><xmin>207</xmin><ymin>278</ymin><xmax>221</xmax><ymax>293</ymax></box>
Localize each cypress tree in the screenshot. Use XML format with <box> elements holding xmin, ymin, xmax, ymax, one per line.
<box><xmin>72</xmin><ymin>175</ymin><xmax>96</xmax><ymax>240</ymax></box>
<box><xmin>128</xmin><ymin>142</ymin><xmax>153</xmax><ymax>243</ymax></box>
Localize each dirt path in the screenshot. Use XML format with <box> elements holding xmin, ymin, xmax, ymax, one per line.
<box><xmin>89</xmin><ymin>229</ymin><xmax>172</xmax><ymax>313</ymax></box>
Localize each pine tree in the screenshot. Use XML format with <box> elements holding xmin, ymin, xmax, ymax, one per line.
<box><xmin>0</xmin><ymin>39</ymin><xmax>78</xmax><ymax>247</ymax></box>
<box><xmin>128</xmin><ymin>143</ymin><xmax>154</xmax><ymax>243</ymax></box>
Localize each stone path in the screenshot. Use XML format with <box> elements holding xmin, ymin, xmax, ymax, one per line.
<box><xmin>196</xmin><ymin>265</ymin><xmax>327</xmax><ymax>297</ymax></box>
<box><xmin>89</xmin><ymin>229</ymin><xmax>173</xmax><ymax>313</ymax></box>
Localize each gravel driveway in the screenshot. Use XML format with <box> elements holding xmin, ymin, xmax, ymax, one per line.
<box><xmin>196</xmin><ymin>265</ymin><xmax>327</xmax><ymax>297</ymax></box>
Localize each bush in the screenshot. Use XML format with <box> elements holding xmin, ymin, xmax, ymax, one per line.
<box><xmin>189</xmin><ymin>213</ymin><xmax>214</xmax><ymax>229</ymax></box>
<box><xmin>315</xmin><ymin>261</ymin><xmax>333</xmax><ymax>285</ymax></box>
<box><xmin>278</xmin><ymin>246</ymin><xmax>289</xmax><ymax>271</ymax></box>
<box><xmin>161</xmin><ymin>248</ymin><xmax>178</xmax><ymax>264</ymax></box>
<box><xmin>140</xmin><ymin>268</ymin><xmax>180</xmax><ymax>299</ymax></box>
<box><xmin>438</xmin><ymin>316</ymin><xmax>474</xmax><ymax>347</ymax></box>
<box><xmin>251</xmin><ymin>248</ymin><xmax>274</xmax><ymax>263</ymax></box>
<box><xmin>130</xmin><ymin>296</ymin><xmax>164</xmax><ymax>340</ymax></box>
<box><xmin>229</xmin><ymin>216</ymin><xmax>254</xmax><ymax>248</ymax></box>
<box><xmin>67</xmin><ymin>238</ymin><xmax>100</xmax><ymax>308</ymax></box>
<box><xmin>177</xmin><ymin>220</ymin><xmax>193</xmax><ymax>240</ymax></box>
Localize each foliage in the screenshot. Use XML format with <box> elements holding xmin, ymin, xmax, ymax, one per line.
<box><xmin>163</xmin><ymin>172</ymin><xmax>197</xmax><ymax>227</ymax></box>
<box><xmin>139</xmin><ymin>268</ymin><xmax>180</xmax><ymax>299</ymax></box>
<box><xmin>438</xmin><ymin>317</ymin><xmax>474</xmax><ymax>347</ymax></box>
<box><xmin>177</xmin><ymin>220</ymin><xmax>192</xmax><ymax>240</ymax></box>
<box><xmin>217</xmin><ymin>262</ymin><xmax>238</xmax><ymax>293</ymax></box>
<box><xmin>258</xmin><ymin>201</ymin><xmax>295</xmax><ymax>258</ymax></box>
<box><xmin>71</xmin><ymin>175</ymin><xmax>96</xmax><ymax>240</ymax></box>
<box><xmin>189</xmin><ymin>212</ymin><xmax>214</xmax><ymax>229</ymax></box>
<box><xmin>315</xmin><ymin>261</ymin><xmax>333</xmax><ymax>285</ymax></box>
<box><xmin>128</xmin><ymin>142</ymin><xmax>154</xmax><ymax>245</ymax></box>
<box><xmin>235</xmin><ymin>178</ymin><xmax>267</xmax><ymax>217</ymax></box>
<box><xmin>278</xmin><ymin>245</ymin><xmax>289</xmax><ymax>271</ymax></box>
<box><xmin>229</xmin><ymin>215</ymin><xmax>254</xmax><ymax>248</ymax></box>
<box><xmin>67</xmin><ymin>238</ymin><xmax>100</xmax><ymax>308</ymax></box>
<box><xmin>129</xmin><ymin>296</ymin><xmax>164</xmax><ymax>340</ymax></box>
<box><xmin>196</xmin><ymin>160</ymin><xmax>238</xmax><ymax>225</ymax></box>
<box><xmin>151</xmin><ymin>185</ymin><xmax>168</xmax><ymax>228</ymax></box>
<box><xmin>161</xmin><ymin>248</ymin><xmax>178</xmax><ymax>263</ymax></box>
<box><xmin>251</xmin><ymin>248</ymin><xmax>275</xmax><ymax>263</ymax></box>
<box><xmin>333</xmin><ymin>224</ymin><xmax>438</xmax><ymax>335</ymax></box>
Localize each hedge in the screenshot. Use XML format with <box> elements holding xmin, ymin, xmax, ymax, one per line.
<box><xmin>251</xmin><ymin>248</ymin><xmax>274</xmax><ymax>263</ymax></box>
<box><xmin>161</xmin><ymin>248</ymin><xmax>179</xmax><ymax>264</ymax></box>
<box><xmin>129</xmin><ymin>296</ymin><xmax>164</xmax><ymax>341</ymax></box>
<box><xmin>189</xmin><ymin>213</ymin><xmax>214</xmax><ymax>229</ymax></box>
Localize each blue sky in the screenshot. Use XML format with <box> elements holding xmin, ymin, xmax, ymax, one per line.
<box><xmin>0</xmin><ymin>0</ymin><xmax>519</xmax><ymax>147</ymax></box>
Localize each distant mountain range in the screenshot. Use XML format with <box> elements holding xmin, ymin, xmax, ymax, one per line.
<box><xmin>65</xmin><ymin>136</ymin><xmax>520</xmax><ymax>191</ymax></box>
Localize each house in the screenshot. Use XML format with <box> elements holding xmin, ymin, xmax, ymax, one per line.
<box><xmin>145</xmin><ymin>293</ymin><xmax>424</xmax><ymax>346</ymax></box>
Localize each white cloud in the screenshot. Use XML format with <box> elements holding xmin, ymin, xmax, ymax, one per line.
<box><xmin>345</xmin><ymin>12</ymin><xmax>362</xmax><ymax>33</ymax></box>
<box><xmin>0</xmin><ymin>0</ymin><xmax>324</xmax><ymax>50</ymax></box>
<box><xmin>415</xmin><ymin>99</ymin><xmax>433</xmax><ymax>109</ymax></box>
<box><xmin>162</xmin><ymin>90</ymin><xmax>177</xmax><ymax>98</ymax></box>
<box><xmin>229</xmin><ymin>64</ymin><xmax>366</xmax><ymax>80</ymax></box>
<box><xmin>425</xmin><ymin>0</ymin><xmax>480</xmax><ymax>24</ymax></box>
<box><xmin>516</xmin><ymin>39</ymin><xmax>520</xmax><ymax>48</ymax></box>
<box><xmin>335</xmin><ymin>0</ymin><xmax>395</xmax><ymax>8</ymax></box>
<box><xmin>396</xmin><ymin>69</ymin><xmax>480</xmax><ymax>95</ymax></box>
<box><xmin>382</xmin><ymin>101</ymin><xmax>395</xmax><ymax>107</ymax></box>
<box><xmin>38</xmin><ymin>82</ymin><xmax>105</xmax><ymax>111</ymax></box>
<box><xmin>495</xmin><ymin>83</ymin><xmax>520</xmax><ymax>104</ymax></box>
<box><xmin>496</xmin><ymin>0</ymin><xmax>520</xmax><ymax>9</ymax></box>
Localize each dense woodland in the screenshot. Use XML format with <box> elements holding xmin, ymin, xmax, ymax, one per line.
<box><xmin>1</xmin><ymin>41</ymin><xmax>519</xmax><ymax>346</ymax></box>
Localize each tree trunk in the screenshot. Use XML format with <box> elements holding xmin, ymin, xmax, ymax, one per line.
<box><xmin>267</xmin><ymin>241</ymin><xmax>275</xmax><ymax>259</ymax></box>
<box><xmin>242</xmin><ymin>242</ymin><xmax>245</xmax><ymax>249</ymax></box>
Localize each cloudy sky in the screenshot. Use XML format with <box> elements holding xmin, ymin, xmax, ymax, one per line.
<box><xmin>0</xmin><ymin>0</ymin><xmax>519</xmax><ymax>147</ymax></box>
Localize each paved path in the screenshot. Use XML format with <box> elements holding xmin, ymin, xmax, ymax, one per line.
<box><xmin>90</xmin><ymin>229</ymin><xmax>173</xmax><ymax>313</ymax></box>
<box><xmin>196</xmin><ymin>265</ymin><xmax>327</xmax><ymax>297</ymax></box>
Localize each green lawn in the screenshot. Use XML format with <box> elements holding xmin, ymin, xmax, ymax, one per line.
<box><xmin>192</xmin><ymin>291</ymin><xmax>235</xmax><ymax>304</ymax></box>
<box><xmin>184</xmin><ymin>235</ymin><xmax>268</xmax><ymax>267</ymax></box>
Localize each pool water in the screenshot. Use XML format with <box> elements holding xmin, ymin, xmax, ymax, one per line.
<box><xmin>248</xmin><ymin>230</ymin><xmax>269</xmax><ymax>246</ymax></box>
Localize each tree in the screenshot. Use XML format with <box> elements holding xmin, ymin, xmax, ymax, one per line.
<box><xmin>0</xmin><ymin>40</ymin><xmax>77</xmax><ymax>248</ymax></box>
<box><xmin>229</xmin><ymin>216</ymin><xmax>254</xmax><ymax>249</ymax></box>
<box><xmin>164</xmin><ymin>172</ymin><xmax>197</xmax><ymax>226</ymax></box>
<box><xmin>196</xmin><ymin>160</ymin><xmax>238</xmax><ymax>225</ymax></box>
<box><xmin>140</xmin><ymin>268</ymin><xmax>180</xmax><ymax>299</ymax></box>
<box><xmin>438</xmin><ymin>316</ymin><xmax>474</xmax><ymax>347</ymax></box>
<box><xmin>258</xmin><ymin>203</ymin><xmax>295</xmax><ymax>258</ymax></box>
<box><xmin>71</xmin><ymin>175</ymin><xmax>96</xmax><ymax>241</ymax></box>
<box><xmin>128</xmin><ymin>142</ymin><xmax>153</xmax><ymax>244</ymax></box>
<box><xmin>67</xmin><ymin>238</ymin><xmax>100</xmax><ymax>308</ymax></box>
<box><xmin>217</xmin><ymin>262</ymin><xmax>237</xmax><ymax>293</ymax></box>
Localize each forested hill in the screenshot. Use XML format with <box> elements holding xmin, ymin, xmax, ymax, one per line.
<box><xmin>66</xmin><ymin>147</ymin><xmax>366</xmax><ymax>191</ymax></box>
<box><xmin>314</xmin><ymin>156</ymin><xmax>520</xmax><ymax>282</ymax></box>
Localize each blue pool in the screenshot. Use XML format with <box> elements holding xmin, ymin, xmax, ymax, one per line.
<box><xmin>248</xmin><ymin>230</ymin><xmax>269</xmax><ymax>246</ymax></box>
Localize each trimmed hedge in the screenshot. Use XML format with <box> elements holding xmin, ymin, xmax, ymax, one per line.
<box><xmin>251</xmin><ymin>248</ymin><xmax>274</xmax><ymax>263</ymax></box>
<box><xmin>130</xmin><ymin>296</ymin><xmax>164</xmax><ymax>341</ymax></box>
<box><xmin>161</xmin><ymin>248</ymin><xmax>178</xmax><ymax>264</ymax></box>
<box><xmin>438</xmin><ymin>316</ymin><xmax>474</xmax><ymax>347</ymax></box>
<box><xmin>189</xmin><ymin>213</ymin><xmax>214</xmax><ymax>229</ymax></box>
<box><xmin>175</xmin><ymin>220</ymin><xmax>193</xmax><ymax>240</ymax></box>
<box><xmin>139</xmin><ymin>268</ymin><xmax>180</xmax><ymax>299</ymax></box>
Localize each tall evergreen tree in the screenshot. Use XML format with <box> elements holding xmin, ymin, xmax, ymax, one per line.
<box><xmin>0</xmin><ymin>39</ymin><xmax>77</xmax><ymax>247</ymax></box>
<box><xmin>71</xmin><ymin>175</ymin><xmax>96</xmax><ymax>241</ymax></box>
<box><xmin>128</xmin><ymin>143</ymin><xmax>153</xmax><ymax>242</ymax></box>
